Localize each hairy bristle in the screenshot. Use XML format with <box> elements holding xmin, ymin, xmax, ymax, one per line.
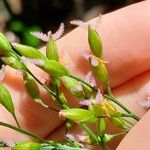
<box><xmin>70</xmin><ymin>20</ymin><xmax>88</xmax><ymax>29</ymax></box>
<box><xmin>30</xmin><ymin>32</ymin><xmax>49</xmax><ymax>42</ymax></box>
<box><xmin>85</xmin><ymin>71</ymin><xmax>96</xmax><ymax>87</ymax></box>
<box><xmin>90</xmin><ymin>56</ymin><xmax>99</xmax><ymax>67</ymax></box>
<box><xmin>138</xmin><ymin>100</ymin><xmax>150</xmax><ymax>108</ymax></box>
<box><xmin>53</xmin><ymin>23</ymin><xmax>65</xmax><ymax>40</ymax></box>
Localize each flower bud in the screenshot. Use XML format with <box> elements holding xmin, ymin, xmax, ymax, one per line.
<box><xmin>12</xmin><ymin>43</ymin><xmax>46</xmax><ymax>59</ymax></box>
<box><xmin>100</xmin><ymin>118</ymin><xmax>106</xmax><ymax>136</ymax></box>
<box><xmin>23</xmin><ymin>73</ymin><xmax>48</xmax><ymax>108</ymax></box>
<box><xmin>0</xmin><ymin>32</ymin><xmax>12</xmax><ymax>56</ymax></box>
<box><xmin>62</xmin><ymin>76</ymin><xmax>85</xmax><ymax>99</ymax></box>
<box><xmin>0</xmin><ymin>83</ymin><xmax>15</xmax><ymax>115</ymax></box>
<box><xmin>89</xmin><ymin>103</ymin><xmax>103</xmax><ymax>118</ymax></box>
<box><xmin>39</xmin><ymin>59</ymin><xmax>69</xmax><ymax>77</ymax></box>
<box><xmin>88</xmin><ymin>26</ymin><xmax>102</xmax><ymax>58</ymax></box>
<box><xmin>12</xmin><ymin>141</ymin><xmax>41</xmax><ymax>150</ymax></box>
<box><xmin>46</xmin><ymin>34</ymin><xmax>59</xmax><ymax>61</ymax></box>
<box><xmin>102</xmin><ymin>100</ymin><xmax>120</xmax><ymax>117</ymax></box>
<box><xmin>90</xmin><ymin>56</ymin><xmax>109</xmax><ymax>86</ymax></box>
<box><xmin>1</xmin><ymin>54</ymin><xmax>27</xmax><ymax>71</ymax></box>
<box><xmin>59</xmin><ymin>108</ymin><xmax>97</xmax><ymax>123</ymax></box>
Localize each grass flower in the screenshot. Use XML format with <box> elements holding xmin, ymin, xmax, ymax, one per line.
<box><xmin>79</xmin><ymin>89</ymin><xmax>103</xmax><ymax>106</ymax></box>
<box><xmin>70</xmin><ymin>14</ymin><xmax>101</xmax><ymax>30</ymax></box>
<box><xmin>85</xmin><ymin>71</ymin><xmax>96</xmax><ymax>87</ymax></box>
<box><xmin>30</xmin><ymin>23</ymin><xmax>65</xmax><ymax>42</ymax></box>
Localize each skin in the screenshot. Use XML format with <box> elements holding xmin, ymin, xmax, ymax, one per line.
<box><xmin>0</xmin><ymin>1</ymin><xmax>150</xmax><ymax>149</ymax></box>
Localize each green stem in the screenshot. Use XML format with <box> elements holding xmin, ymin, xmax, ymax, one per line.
<box><xmin>106</xmin><ymin>84</ymin><xmax>113</xmax><ymax>97</ymax></box>
<box><xmin>0</xmin><ymin>121</ymin><xmax>49</xmax><ymax>144</ymax></box>
<box><xmin>121</xmin><ymin>113</ymin><xmax>134</xmax><ymax>118</ymax></box>
<box><xmin>13</xmin><ymin>114</ymin><xmax>20</xmax><ymax>128</ymax></box>
<box><xmin>80</xmin><ymin>123</ymin><xmax>98</xmax><ymax>143</ymax></box>
<box><xmin>68</xmin><ymin>75</ymin><xmax>97</xmax><ymax>92</ymax></box>
<box><xmin>113</xmin><ymin>131</ymin><xmax>128</xmax><ymax>137</ymax></box>
<box><xmin>104</xmin><ymin>94</ymin><xmax>140</xmax><ymax>121</ymax></box>
<box><xmin>123</xmin><ymin>118</ymin><xmax>134</xmax><ymax>127</ymax></box>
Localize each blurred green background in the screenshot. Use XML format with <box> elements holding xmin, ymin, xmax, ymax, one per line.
<box><xmin>0</xmin><ymin>0</ymin><xmax>141</xmax><ymax>47</ymax></box>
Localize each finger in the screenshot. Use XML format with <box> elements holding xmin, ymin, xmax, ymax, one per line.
<box><xmin>56</xmin><ymin>0</ymin><xmax>150</xmax><ymax>88</ymax></box>
<box><xmin>0</xmin><ymin>0</ymin><xmax>150</xmax><ymax>143</ymax></box>
<box><xmin>116</xmin><ymin>109</ymin><xmax>150</xmax><ymax>150</ymax></box>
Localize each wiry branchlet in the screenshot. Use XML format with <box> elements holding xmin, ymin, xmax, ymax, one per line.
<box><xmin>12</xmin><ymin>43</ymin><xmax>46</xmax><ymax>59</ymax></box>
<box><xmin>23</xmin><ymin>73</ymin><xmax>48</xmax><ymax>108</ymax></box>
<box><xmin>0</xmin><ymin>32</ymin><xmax>13</xmax><ymax>56</ymax></box>
<box><xmin>30</xmin><ymin>23</ymin><xmax>64</xmax><ymax>42</ymax></box>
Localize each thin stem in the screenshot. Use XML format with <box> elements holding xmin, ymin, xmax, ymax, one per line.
<box><xmin>68</xmin><ymin>75</ymin><xmax>97</xmax><ymax>92</ymax></box>
<box><xmin>121</xmin><ymin>113</ymin><xmax>134</xmax><ymax>118</ymax></box>
<box><xmin>0</xmin><ymin>121</ymin><xmax>50</xmax><ymax>144</ymax></box>
<box><xmin>80</xmin><ymin>123</ymin><xmax>98</xmax><ymax>143</ymax></box>
<box><xmin>13</xmin><ymin>114</ymin><xmax>20</xmax><ymax>128</ymax></box>
<box><xmin>123</xmin><ymin>118</ymin><xmax>134</xmax><ymax>127</ymax></box>
<box><xmin>48</xmin><ymin>106</ymin><xmax>59</xmax><ymax>112</ymax></box>
<box><xmin>113</xmin><ymin>131</ymin><xmax>128</xmax><ymax>137</ymax></box>
<box><xmin>106</xmin><ymin>84</ymin><xmax>113</xmax><ymax>97</ymax></box>
<box><xmin>104</xmin><ymin>94</ymin><xmax>140</xmax><ymax>121</ymax></box>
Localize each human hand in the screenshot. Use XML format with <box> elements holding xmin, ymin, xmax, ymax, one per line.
<box><xmin>0</xmin><ymin>1</ymin><xmax>150</xmax><ymax>149</ymax></box>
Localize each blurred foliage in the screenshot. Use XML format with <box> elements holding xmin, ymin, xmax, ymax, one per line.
<box><xmin>0</xmin><ymin>0</ymin><xmax>140</xmax><ymax>47</ymax></box>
